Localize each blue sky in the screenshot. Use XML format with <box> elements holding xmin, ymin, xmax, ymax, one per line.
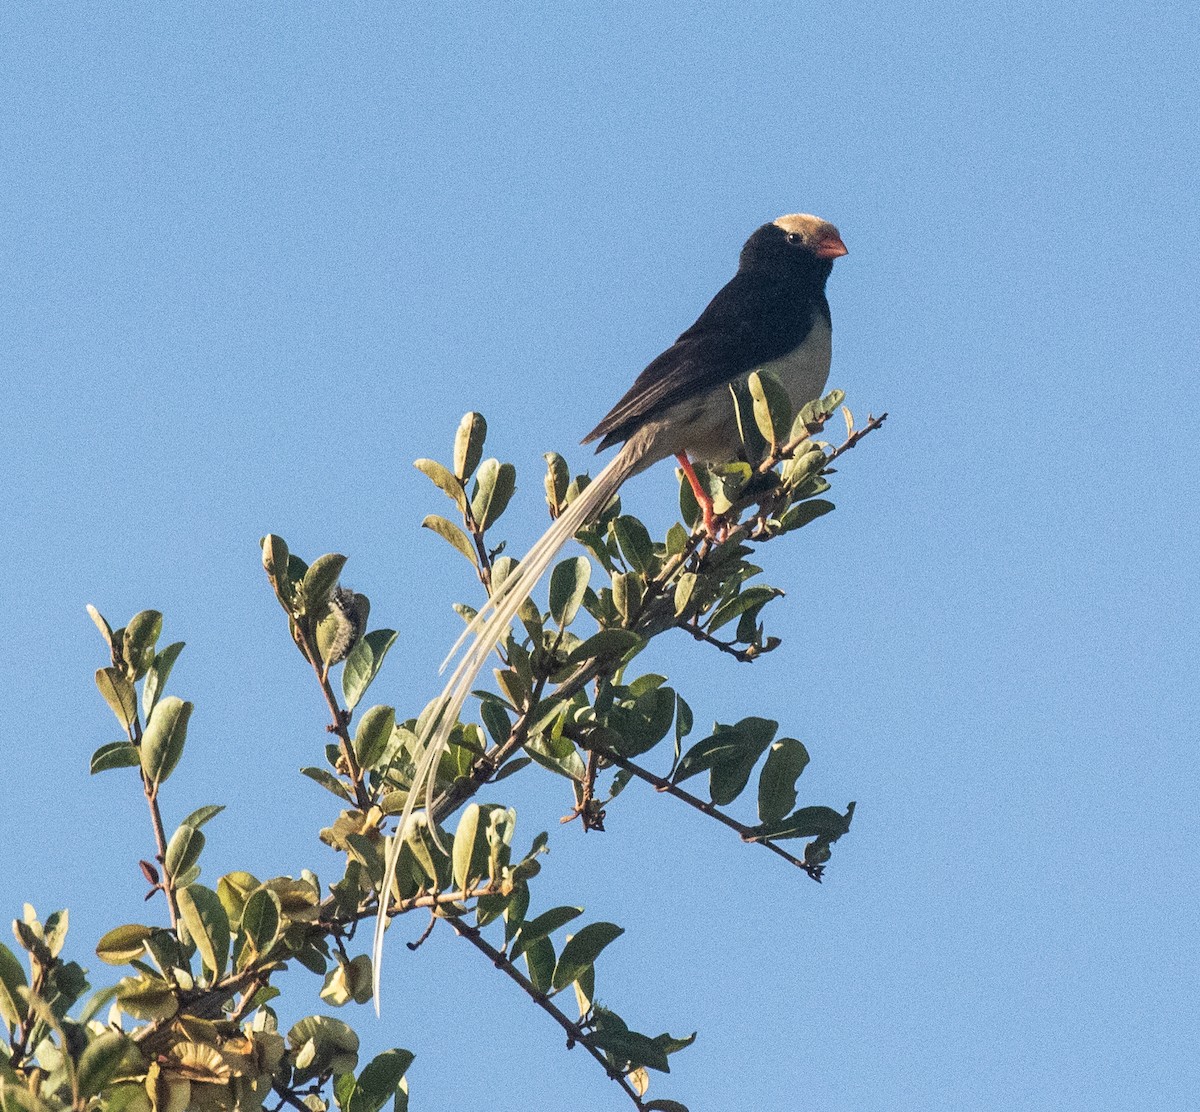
<box><xmin>2</xmin><ymin>3</ymin><xmax>1198</xmax><ymax>1110</ymax></box>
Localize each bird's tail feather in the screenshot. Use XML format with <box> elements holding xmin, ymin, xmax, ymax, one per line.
<box><xmin>371</xmin><ymin>442</ymin><xmax>643</xmax><ymax>1010</ymax></box>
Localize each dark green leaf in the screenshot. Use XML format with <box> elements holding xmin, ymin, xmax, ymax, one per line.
<box><xmin>523</xmin><ymin>936</ymin><xmax>555</xmax><ymax>993</ymax></box>
<box><xmin>549</xmin><ymin>557</ymin><xmax>591</xmax><ymax>629</ymax></box>
<box><xmin>95</xmin><ymin>667</ymin><xmax>138</xmax><ymax>731</ymax></box>
<box><xmin>176</xmin><ymin>884</ymin><xmax>230</xmax><ymax>979</ymax></box>
<box><xmin>454</xmin><ymin>412</ymin><xmax>487</xmax><ymax>481</ymax></box>
<box><xmin>90</xmin><ymin>741</ymin><xmax>140</xmax><ymax>774</ymax></box>
<box><xmin>777</xmin><ymin>498</ymin><xmax>835</xmax><ymax>533</ymax></box>
<box><xmin>757</xmin><ymin>738</ymin><xmax>811</xmax><ymax>824</ymax></box>
<box><xmin>142</xmin><ymin>641</ymin><xmax>185</xmax><ymax>722</ymax></box>
<box><xmin>140</xmin><ymin>696</ymin><xmax>192</xmax><ymax>786</ymax></box>
<box><xmin>707</xmin><ymin>586</ymin><xmax>783</xmax><ymax>634</ymax></box>
<box><xmin>348</xmin><ymin>1048</ymin><xmax>416</xmax><ymax>1112</ymax></box>
<box><xmin>751</xmin><ymin>802</ymin><xmax>856</xmax><ymax>841</ymax></box>
<box><xmin>552</xmin><ymin>922</ymin><xmax>624</xmax><ymax>991</ymax></box>
<box><xmin>413</xmin><ymin>457</ymin><xmax>467</xmax><ymax>512</ymax></box>
<box><xmin>675</xmin><ymin>717</ymin><xmax>776</xmax><ymax>785</ymax></box>
<box><xmin>470</xmin><ymin>459</ymin><xmax>517</xmax><ymax>530</ymax></box>
<box><xmin>480</xmin><ymin>699</ymin><xmax>512</xmax><ymax>745</ymax></box>
<box><xmin>342</xmin><ymin>629</ymin><xmax>398</xmax><ymax>712</ymax></box>
<box><xmin>708</xmin><ymin>718</ymin><xmax>777</xmax><ymax>805</ymax></box>
<box><xmin>511</xmin><ymin>906</ymin><xmax>582</xmax><ymax>958</ymax></box>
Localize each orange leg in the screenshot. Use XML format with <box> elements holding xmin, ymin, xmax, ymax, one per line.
<box><xmin>675</xmin><ymin>453</ymin><xmax>719</xmax><ymax>535</ymax></box>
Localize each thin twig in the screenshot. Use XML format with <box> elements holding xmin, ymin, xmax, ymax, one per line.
<box><xmin>295</xmin><ymin>622</ymin><xmax>370</xmax><ymax>809</ymax></box>
<box><xmin>450</xmin><ymin>919</ymin><xmax>647</xmax><ymax>1111</ymax></box>
<box><xmin>577</xmin><ymin>737</ymin><xmax>823</xmax><ymax>881</ymax></box>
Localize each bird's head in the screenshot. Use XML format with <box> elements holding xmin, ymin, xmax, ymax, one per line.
<box><xmin>739</xmin><ymin>214</ymin><xmax>848</xmax><ymax>278</ymax></box>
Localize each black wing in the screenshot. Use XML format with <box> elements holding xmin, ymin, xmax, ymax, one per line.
<box><xmin>583</xmin><ymin>270</ymin><xmax>820</xmax><ymax>451</ymax></box>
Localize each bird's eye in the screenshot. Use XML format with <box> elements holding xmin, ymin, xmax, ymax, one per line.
<box><xmin>786</xmin><ymin>232</ymin><xmax>803</xmax><ymax>245</ymax></box>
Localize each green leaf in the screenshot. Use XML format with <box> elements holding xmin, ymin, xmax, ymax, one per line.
<box><xmin>777</xmin><ymin>498</ymin><xmax>835</xmax><ymax>533</ymax></box>
<box><xmin>342</xmin><ymin>629</ymin><xmax>398</xmax><ymax>712</ymax></box>
<box><xmin>544</xmin><ymin>452</ymin><xmax>569</xmax><ymax>514</ymax></box>
<box><xmin>511</xmin><ymin>906</ymin><xmax>583</xmax><ymax>959</ymax></box>
<box><xmin>453</xmin><ymin>412</ymin><xmax>487</xmax><ymax>481</ymax></box>
<box><xmin>347</xmin><ymin>1048</ymin><xmax>416</xmax><ymax>1112</ymax></box>
<box><xmin>452</xmin><ymin>804</ymin><xmax>487</xmax><ymax>890</ymax></box>
<box><xmin>95</xmin><ymin>667</ymin><xmax>138</xmax><ymax>731</ymax></box>
<box><xmin>354</xmin><ymin>705</ymin><xmax>396</xmax><ymax>769</ymax></box>
<box><xmin>163</xmin><ymin>824</ymin><xmax>205</xmax><ymax>881</ymax></box>
<box><xmin>179</xmin><ymin>804</ymin><xmax>225</xmax><ymax>830</ymax></box>
<box><xmin>77</xmin><ymin>1031</ymin><xmax>135</xmax><ymax>1098</ymax></box>
<box><xmin>757</xmin><ymin>738</ymin><xmax>811</xmax><ymax>824</ymax></box>
<box><xmin>612</xmin><ymin>570</ymin><xmax>643</xmax><ymax>621</ymax></box>
<box><xmin>708</xmin><ymin>718</ymin><xmax>777</xmax><ymax>805</ymax></box>
<box><xmin>611</xmin><ymin>515</ymin><xmax>655</xmax><ymax>574</ymax></box>
<box><xmin>552</xmin><ymin>922</ymin><xmax>624</xmax><ymax>991</ymax></box>
<box><xmin>176</xmin><ymin>884</ymin><xmax>230</xmax><ymax>979</ymax></box>
<box><xmin>470</xmin><ymin>459</ymin><xmax>517</xmax><ymax>530</ymax></box>
<box><xmin>673</xmin><ymin>571</ymin><xmax>698</xmax><ymax>618</ymax></box>
<box><xmin>524</xmin><ymin>732</ymin><xmax>586</xmax><ymax>781</ymax></box>
<box><xmin>0</xmin><ymin>941</ymin><xmax>28</xmax><ymax>1033</ymax></box>
<box><xmin>216</xmin><ymin>872</ymin><xmax>260</xmax><ymax>925</ymax></box>
<box><xmin>95</xmin><ymin>925</ymin><xmax>154</xmax><ymax>966</ymax></box>
<box><xmin>563</xmin><ymin>628</ymin><xmax>643</xmax><ymax>666</ymax></box>
<box><xmin>142</xmin><ymin>640</ymin><xmax>185</xmax><ymax>722</ymax></box>
<box><xmin>479</xmin><ymin>699</ymin><xmax>512</xmax><ymax>745</ymax></box>
<box><xmin>115</xmin><ymin>973</ymin><xmax>178</xmax><ymax>1021</ymax></box>
<box><xmin>261</xmin><ymin>534</ymin><xmax>294</xmax><ymax>608</ymax></box>
<box><xmin>414</xmin><ymin>457</ymin><xmax>468</xmax><ymax>513</ymax></box>
<box><xmin>675</xmin><ymin>716</ymin><xmax>776</xmax><ymax>785</ymax></box>
<box><xmin>299</xmin><ymin>553</ymin><xmax>348</xmax><ymax>617</ymax></box>
<box><xmin>140</xmin><ymin>696</ymin><xmax>192</xmax><ymax>787</ymax></box>
<box><xmin>750</xmin><ymin>802</ymin><xmax>855</xmax><ymax>842</ymax></box>
<box><xmin>421</xmin><ymin>514</ymin><xmax>478</xmax><ymax>566</ymax></box>
<box><xmin>549</xmin><ymin>556</ymin><xmax>591</xmax><ymax>629</ymax></box>
<box><xmin>287</xmin><ymin>1015</ymin><xmax>360</xmax><ymax>1082</ymax></box>
<box><xmin>122</xmin><ymin>610</ymin><xmax>162</xmax><ymax>681</ymax></box>
<box><xmin>607</xmin><ymin>686</ymin><xmax>676</xmax><ymax>758</ymax></box>
<box><xmin>86</xmin><ymin>604</ymin><xmax>116</xmax><ymax>658</ymax></box>
<box><xmin>523</xmin><ymin>936</ymin><xmax>555</xmax><ymax>993</ymax></box>
<box><xmin>301</xmin><ymin>767</ymin><xmax>354</xmax><ymax>802</ymax></box>
<box><xmin>748</xmin><ymin>369</ymin><xmax>793</xmax><ymax>449</ymax></box>
<box><xmin>707</xmin><ymin>585</ymin><xmax>783</xmax><ymax>634</ymax></box>
<box><xmin>240</xmin><ymin>887</ymin><xmax>282</xmax><ymax>956</ymax></box>
<box><xmin>90</xmin><ymin>741</ymin><xmax>141</xmax><ymax>774</ymax></box>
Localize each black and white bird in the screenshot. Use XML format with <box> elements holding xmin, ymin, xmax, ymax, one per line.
<box><xmin>373</xmin><ymin>214</ymin><xmax>847</xmax><ymax>1000</ymax></box>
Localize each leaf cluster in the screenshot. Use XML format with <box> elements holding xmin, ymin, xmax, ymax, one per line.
<box><xmin>0</xmin><ymin>389</ymin><xmax>882</xmax><ymax>1112</ymax></box>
